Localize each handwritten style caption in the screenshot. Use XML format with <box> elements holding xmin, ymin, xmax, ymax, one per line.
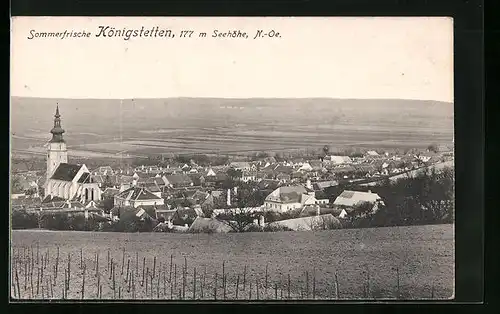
<box><xmin>27</xmin><ymin>26</ymin><xmax>282</xmax><ymax>41</ymax></box>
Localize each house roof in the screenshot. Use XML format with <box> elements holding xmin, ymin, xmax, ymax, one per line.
<box><xmin>164</xmin><ymin>174</ymin><xmax>193</xmax><ymax>186</ymax></box>
<box><xmin>230</xmin><ymin>161</ymin><xmax>253</xmax><ymax>168</ymax></box>
<box><xmin>142</xmin><ymin>182</ymin><xmax>161</xmax><ymax>193</ymax></box>
<box><xmin>269</xmin><ymin>214</ymin><xmax>342</xmax><ymax>231</ymax></box>
<box><xmin>257</xmin><ymin>179</ymin><xmax>281</xmax><ymax>190</ymax></box>
<box><xmin>266</xmin><ymin>185</ymin><xmax>308</xmax><ymax>203</ymax></box>
<box><xmin>326</xmin><ymin>156</ymin><xmax>353</xmax><ymax>163</ymax></box>
<box><xmin>313</xmin><ymin>180</ymin><xmax>339</xmax><ymax>190</ymax></box>
<box><xmin>333</xmin><ymin>190</ymin><xmax>382</xmax><ymax>207</ymax></box>
<box><xmin>51</xmin><ymin>163</ymin><xmax>83</xmax><ymax>181</ymax></box>
<box><xmin>309</xmin><ymin>160</ymin><xmax>323</xmax><ymax>168</ymax></box>
<box><xmin>102</xmin><ymin>188</ymin><xmax>120</xmax><ymax>197</ymax></box>
<box><xmin>188</xmin><ymin>217</ymin><xmax>232</xmax><ymax>233</ymax></box>
<box><xmin>116</xmin><ymin>186</ymin><xmax>163</xmax><ymax>201</ymax></box>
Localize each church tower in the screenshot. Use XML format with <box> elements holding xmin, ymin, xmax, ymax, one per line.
<box><xmin>46</xmin><ymin>105</ymin><xmax>68</xmax><ymax>181</ymax></box>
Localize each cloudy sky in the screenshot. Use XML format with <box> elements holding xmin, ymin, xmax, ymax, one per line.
<box><xmin>11</xmin><ymin>17</ymin><xmax>453</xmax><ymax>102</ymax></box>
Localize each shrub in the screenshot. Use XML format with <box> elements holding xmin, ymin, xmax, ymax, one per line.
<box><xmin>263</xmin><ymin>224</ymin><xmax>292</xmax><ymax>232</ymax></box>
<box><xmin>11</xmin><ymin>210</ymin><xmax>39</xmax><ymax>229</ymax></box>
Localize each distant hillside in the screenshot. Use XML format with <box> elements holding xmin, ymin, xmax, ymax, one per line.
<box><xmin>10</xmin><ymin>97</ymin><xmax>454</xmax><ymax>156</ymax></box>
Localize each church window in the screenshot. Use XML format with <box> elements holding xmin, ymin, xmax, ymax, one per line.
<box><xmin>91</xmin><ymin>189</ymin><xmax>94</xmax><ymax>201</ymax></box>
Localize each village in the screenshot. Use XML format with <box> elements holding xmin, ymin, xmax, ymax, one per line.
<box><xmin>10</xmin><ymin>106</ymin><xmax>454</xmax><ymax>233</ymax></box>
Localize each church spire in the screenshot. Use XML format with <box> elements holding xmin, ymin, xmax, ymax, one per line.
<box><xmin>50</xmin><ymin>104</ymin><xmax>65</xmax><ymax>143</ymax></box>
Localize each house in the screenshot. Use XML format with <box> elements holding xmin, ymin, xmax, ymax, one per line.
<box><xmin>171</xmin><ymin>207</ymin><xmax>203</xmax><ymax>226</ymax></box>
<box><xmin>298</xmin><ymin>163</ymin><xmax>313</xmax><ymax>172</ymax></box>
<box><xmin>190</xmin><ymin>190</ymin><xmax>214</xmax><ymax>208</ymax></box>
<box><xmin>114</xmin><ymin>186</ymin><xmax>165</xmax><ymax>208</ymax></box>
<box><xmin>333</xmin><ymin>190</ymin><xmax>384</xmax><ymax>213</ymax></box>
<box><xmin>276</xmin><ymin>173</ymin><xmax>291</xmax><ymax>183</ymax></box>
<box><xmin>264</xmin><ymin>185</ymin><xmax>316</xmax><ymax>213</ymax></box>
<box><xmin>325</xmin><ymin>155</ymin><xmax>353</xmax><ymax>165</ymax></box>
<box><xmin>155</xmin><ymin>208</ymin><xmax>176</xmax><ymax>221</ymax></box>
<box><xmin>162</xmin><ymin>174</ymin><xmax>194</xmax><ymax>189</ymax></box>
<box><xmin>297</xmin><ymin>205</ymin><xmax>341</xmax><ymax>218</ymax></box>
<box><xmin>314</xmin><ymin>190</ymin><xmax>330</xmax><ymax>205</ymax></box>
<box><xmin>205</xmin><ymin>168</ymin><xmax>217</xmax><ymax>177</ymax></box>
<box><xmin>366</xmin><ymin>151</ymin><xmax>379</xmax><ymax>157</ymax></box>
<box><xmin>188</xmin><ymin>217</ymin><xmax>232</xmax><ymax>233</ymax></box>
<box><xmin>312</xmin><ymin>180</ymin><xmax>339</xmax><ymax>191</ymax></box>
<box><xmin>266</xmin><ymin>214</ymin><xmax>342</xmax><ymax>231</ymax></box>
<box><xmin>111</xmin><ymin>205</ymin><xmax>156</xmax><ymax>221</ymax></box>
<box><xmin>241</xmin><ymin>170</ymin><xmax>257</xmax><ymax>182</ymax></box>
<box><xmin>188</xmin><ymin>173</ymin><xmax>206</xmax><ymax>187</ymax></box>
<box><xmin>309</xmin><ymin>160</ymin><xmax>324</xmax><ymax>171</ymax></box>
<box><xmin>229</xmin><ymin>161</ymin><xmax>255</xmax><ymax>171</ymax></box>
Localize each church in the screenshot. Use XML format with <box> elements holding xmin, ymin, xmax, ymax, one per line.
<box><xmin>43</xmin><ymin>106</ymin><xmax>101</xmax><ymax>203</ymax></box>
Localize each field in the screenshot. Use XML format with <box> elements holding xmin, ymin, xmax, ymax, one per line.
<box><xmin>10</xmin><ymin>224</ymin><xmax>454</xmax><ymax>301</ymax></box>
<box><xmin>10</xmin><ymin>97</ymin><xmax>454</xmax><ymax>158</ymax></box>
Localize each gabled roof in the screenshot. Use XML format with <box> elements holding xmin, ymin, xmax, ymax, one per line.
<box><xmin>51</xmin><ymin>163</ymin><xmax>83</xmax><ymax>181</ymax></box>
<box><xmin>115</xmin><ymin>186</ymin><xmax>163</xmax><ymax>201</ymax></box>
<box><xmin>333</xmin><ymin>190</ymin><xmax>382</xmax><ymax>207</ymax></box>
<box><xmin>164</xmin><ymin>174</ymin><xmax>193</xmax><ymax>186</ymax></box>
<box><xmin>102</xmin><ymin>188</ymin><xmax>120</xmax><ymax>197</ymax></box>
<box><xmin>313</xmin><ymin>180</ymin><xmax>339</xmax><ymax>190</ymax></box>
<box><xmin>230</xmin><ymin>161</ymin><xmax>252</xmax><ymax>169</ymax></box>
<box><xmin>188</xmin><ymin>217</ymin><xmax>232</xmax><ymax>233</ymax></box>
<box><xmin>257</xmin><ymin>179</ymin><xmax>281</xmax><ymax>190</ymax></box>
<box><xmin>266</xmin><ymin>185</ymin><xmax>308</xmax><ymax>203</ymax></box>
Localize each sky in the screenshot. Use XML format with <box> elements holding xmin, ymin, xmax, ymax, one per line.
<box><xmin>11</xmin><ymin>17</ymin><xmax>453</xmax><ymax>102</ymax></box>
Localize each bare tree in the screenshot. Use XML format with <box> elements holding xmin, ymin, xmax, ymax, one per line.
<box><xmin>215</xmin><ymin>207</ymin><xmax>259</xmax><ymax>232</ymax></box>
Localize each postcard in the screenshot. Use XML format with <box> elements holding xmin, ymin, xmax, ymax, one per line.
<box><xmin>10</xmin><ymin>16</ymin><xmax>454</xmax><ymax>301</ymax></box>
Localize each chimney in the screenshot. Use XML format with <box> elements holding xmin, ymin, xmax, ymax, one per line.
<box><xmin>227</xmin><ymin>188</ymin><xmax>231</xmax><ymax>206</ymax></box>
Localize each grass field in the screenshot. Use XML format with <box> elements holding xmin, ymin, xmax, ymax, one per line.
<box><xmin>10</xmin><ymin>224</ymin><xmax>454</xmax><ymax>301</ymax></box>
<box><xmin>11</xmin><ymin>97</ymin><xmax>454</xmax><ymax>157</ymax></box>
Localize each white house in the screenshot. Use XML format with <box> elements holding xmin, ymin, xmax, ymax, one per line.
<box><xmin>298</xmin><ymin>162</ymin><xmax>313</xmax><ymax>172</ymax></box>
<box><xmin>325</xmin><ymin>155</ymin><xmax>353</xmax><ymax>164</ymax></box>
<box><xmin>114</xmin><ymin>186</ymin><xmax>164</xmax><ymax>208</ymax></box>
<box><xmin>333</xmin><ymin>190</ymin><xmax>384</xmax><ymax>213</ymax></box>
<box><xmin>264</xmin><ymin>185</ymin><xmax>317</xmax><ymax>213</ymax></box>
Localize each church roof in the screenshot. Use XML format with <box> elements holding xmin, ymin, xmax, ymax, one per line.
<box><xmin>77</xmin><ymin>172</ymin><xmax>91</xmax><ymax>183</ymax></box>
<box><xmin>51</xmin><ymin>163</ymin><xmax>82</xmax><ymax>181</ymax></box>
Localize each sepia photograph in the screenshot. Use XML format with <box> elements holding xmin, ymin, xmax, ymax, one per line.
<box><xmin>10</xmin><ymin>17</ymin><xmax>454</xmax><ymax>301</ymax></box>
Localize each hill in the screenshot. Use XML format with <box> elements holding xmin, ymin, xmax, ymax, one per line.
<box><xmin>10</xmin><ymin>97</ymin><xmax>454</xmax><ymax>157</ymax></box>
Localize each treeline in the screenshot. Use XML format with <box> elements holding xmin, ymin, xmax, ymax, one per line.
<box><xmin>11</xmin><ymin>210</ymin><xmax>157</xmax><ymax>233</ymax></box>
<box><xmin>337</xmin><ymin>167</ymin><xmax>454</xmax><ymax>229</ymax></box>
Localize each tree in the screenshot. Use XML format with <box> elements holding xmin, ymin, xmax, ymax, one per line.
<box><xmin>427</xmin><ymin>143</ymin><xmax>439</xmax><ymax>153</ymax></box>
<box><xmin>323</xmin><ymin>145</ymin><xmax>330</xmax><ymax>156</ymax></box>
<box><xmin>216</xmin><ymin>208</ymin><xmax>259</xmax><ymax>232</ymax></box>
<box><xmin>102</xmin><ymin>174</ymin><xmax>114</xmax><ymax>189</ymax></box>
<box><xmin>227</xmin><ymin>168</ymin><xmax>243</xmax><ymax>180</ymax></box>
